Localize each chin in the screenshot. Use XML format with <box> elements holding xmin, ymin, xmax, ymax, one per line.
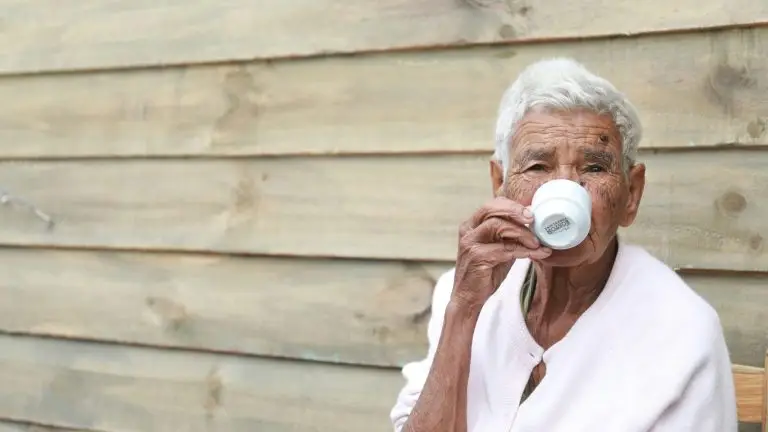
<box><xmin>535</xmin><ymin>248</ymin><xmax>591</xmax><ymax>267</ymax></box>
<box><xmin>535</xmin><ymin>237</ymin><xmax>601</xmax><ymax>267</ymax></box>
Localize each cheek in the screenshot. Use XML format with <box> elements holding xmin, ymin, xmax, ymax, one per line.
<box><xmin>585</xmin><ymin>176</ymin><xmax>626</xmax><ymax>224</ymax></box>
<box><xmin>504</xmin><ymin>174</ymin><xmax>544</xmax><ymax>205</ymax></box>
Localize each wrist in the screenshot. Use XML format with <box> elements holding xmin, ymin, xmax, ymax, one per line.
<box><xmin>445</xmin><ymin>299</ymin><xmax>484</xmax><ymax>323</ymax></box>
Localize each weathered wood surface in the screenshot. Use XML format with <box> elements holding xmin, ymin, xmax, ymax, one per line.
<box><xmin>0</xmin><ymin>150</ymin><xmax>766</xmax><ymax>270</ymax></box>
<box><xmin>1</xmin><ymin>28</ymin><xmax>767</xmax><ymax>159</ymax></box>
<box><xmin>0</xmin><ymin>1</ymin><xmax>766</xmax><ymax>74</ymax></box>
<box><xmin>684</xmin><ymin>274</ymin><xmax>768</xmax><ymax>367</ymax></box>
<box><xmin>0</xmin><ymin>248</ymin><xmax>443</xmax><ymax>367</ymax></box>
<box><xmin>0</xmin><ymin>339</ymin><xmax>761</xmax><ymax>432</ymax></box>
<box><xmin>0</xmin><ymin>334</ymin><xmax>402</xmax><ymax>432</ymax></box>
<box><xmin>0</xmin><ymin>247</ymin><xmax>765</xmax><ymax>368</ymax></box>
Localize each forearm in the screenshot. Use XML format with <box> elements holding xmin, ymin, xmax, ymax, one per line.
<box><xmin>402</xmin><ymin>302</ymin><xmax>480</xmax><ymax>432</ymax></box>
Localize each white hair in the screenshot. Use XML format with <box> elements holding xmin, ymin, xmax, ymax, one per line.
<box><xmin>493</xmin><ymin>58</ymin><xmax>642</xmax><ymax>175</ymax></box>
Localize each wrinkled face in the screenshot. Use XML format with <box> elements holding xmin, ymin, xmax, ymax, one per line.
<box><xmin>490</xmin><ymin>108</ymin><xmax>646</xmax><ymax>266</ymax></box>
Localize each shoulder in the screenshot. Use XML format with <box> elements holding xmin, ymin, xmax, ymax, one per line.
<box><xmin>611</xmin><ymin>243</ymin><xmax>725</xmax><ymax>353</ymax></box>
<box><xmin>597</xmin><ymin>243</ymin><xmax>733</xmax><ymax>407</ymax></box>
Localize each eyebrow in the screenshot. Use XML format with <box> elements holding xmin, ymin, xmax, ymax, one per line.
<box><xmin>514</xmin><ymin>148</ymin><xmax>556</xmax><ymax>167</ymax></box>
<box><xmin>583</xmin><ymin>149</ymin><xmax>616</xmax><ymax>166</ymax></box>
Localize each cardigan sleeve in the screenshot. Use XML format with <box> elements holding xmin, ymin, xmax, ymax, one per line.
<box><xmin>389</xmin><ymin>268</ymin><xmax>455</xmax><ymax>432</ymax></box>
<box><xmin>650</xmin><ymin>317</ymin><xmax>738</xmax><ymax>432</ymax></box>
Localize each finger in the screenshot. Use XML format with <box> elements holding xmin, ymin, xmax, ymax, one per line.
<box><xmin>500</xmin><ymin>239</ymin><xmax>551</xmax><ymax>258</ymax></box>
<box><xmin>472</xmin><ymin>197</ymin><xmax>532</xmax><ymax>226</ymax></box>
<box><xmin>458</xmin><ymin>218</ymin><xmax>474</xmax><ymax>241</ymax></box>
<box><xmin>495</xmin><ymin>219</ymin><xmax>540</xmax><ymax>249</ymax></box>
<box><xmin>469</xmin><ymin>217</ymin><xmax>540</xmax><ymax>250</ymax></box>
<box><xmin>470</xmin><ymin>197</ymin><xmax>533</xmax><ymax>229</ymax></box>
<box><xmin>464</xmin><ymin>242</ymin><xmax>546</xmax><ymax>269</ymax></box>
<box><xmin>511</xmin><ymin>243</ymin><xmax>552</xmax><ymax>260</ymax></box>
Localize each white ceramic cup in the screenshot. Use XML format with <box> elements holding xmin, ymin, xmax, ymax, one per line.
<box><xmin>529</xmin><ymin>179</ymin><xmax>592</xmax><ymax>250</ymax></box>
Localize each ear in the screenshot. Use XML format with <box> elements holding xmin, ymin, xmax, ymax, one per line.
<box><xmin>490</xmin><ymin>159</ymin><xmax>505</xmax><ymax>197</ymax></box>
<box><xmin>620</xmin><ymin>163</ymin><xmax>646</xmax><ymax>227</ymax></box>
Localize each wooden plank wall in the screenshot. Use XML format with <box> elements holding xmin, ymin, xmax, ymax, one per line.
<box><xmin>0</xmin><ymin>1</ymin><xmax>765</xmax><ymax>431</ymax></box>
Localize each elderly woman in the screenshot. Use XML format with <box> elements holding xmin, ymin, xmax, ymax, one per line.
<box><xmin>389</xmin><ymin>58</ymin><xmax>737</xmax><ymax>431</ymax></box>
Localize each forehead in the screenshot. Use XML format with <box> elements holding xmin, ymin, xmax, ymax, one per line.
<box><xmin>510</xmin><ymin>109</ymin><xmax>622</xmax><ymax>154</ymax></box>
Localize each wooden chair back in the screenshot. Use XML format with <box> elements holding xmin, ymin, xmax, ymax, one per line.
<box><xmin>733</xmin><ymin>351</ymin><xmax>767</xmax><ymax>430</ymax></box>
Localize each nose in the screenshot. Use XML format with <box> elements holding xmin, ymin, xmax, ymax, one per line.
<box><xmin>554</xmin><ymin>165</ymin><xmax>582</xmax><ymax>185</ymax></box>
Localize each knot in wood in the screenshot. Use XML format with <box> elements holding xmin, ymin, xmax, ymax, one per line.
<box><xmin>716</xmin><ymin>190</ymin><xmax>747</xmax><ymax>216</ymax></box>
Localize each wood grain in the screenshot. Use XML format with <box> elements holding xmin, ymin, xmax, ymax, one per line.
<box><xmin>0</xmin><ymin>334</ymin><xmax>403</xmax><ymax>432</ymax></box>
<box><xmin>0</xmin><ymin>248</ymin><xmax>445</xmax><ymax>367</ymax></box>
<box><xmin>0</xmin><ymin>247</ymin><xmax>765</xmax><ymax>368</ymax></box>
<box><xmin>0</xmin><ymin>1</ymin><xmax>766</xmax><ymax>74</ymax></box>
<box><xmin>0</xmin><ymin>150</ymin><xmax>767</xmax><ymax>270</ymax></box>
<box><xmin>733</xmin><ymin>364</ymin><xmax>765</xmax><ymax>424</ymax></box>
<box><xmin>1</xmin><ymin>28</ymin><xmax>767</xmax><ymax>158</ymax></box>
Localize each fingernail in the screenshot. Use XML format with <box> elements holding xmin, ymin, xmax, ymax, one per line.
<box><xmin>523</xmin><ymin>208</ymin><xmax>533</xmax><ymax>219</ymax></box>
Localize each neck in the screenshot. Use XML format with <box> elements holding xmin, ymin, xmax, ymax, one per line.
<box><xmin>530</xmin><ymin>237</ymin><xmax>618</xmax><ymax>323</ymax></box>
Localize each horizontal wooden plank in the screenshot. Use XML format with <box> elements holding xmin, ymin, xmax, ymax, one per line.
<box><xmin>685</xmin><ymin>273</ymin><xmax>768</xmax><ymax>367</ymax></box>
<box><xmin>734</xmin><ymin>364</ymin><xmax>765</xmax><ymax>425</ymax></box>
<box><xmin>734</xmin><ymin>364</ymin><xmax>767</xmax><ymax>432</ymax></box>
<box><xmin>0</xmin><ymin>247</ymin><xmax>765</xmax><ymax>368</ymax></box>
<box><xmin>1</xmin><ymin>27</ymin><xmax>768</xmax><ymax>158</ymax></box>
<box><xmin>0</xmin><ymin>335</ymin><xmax>761</xmax><ymax>432</ymax></box>
<box><xmin>1</xmin><ymin>1</ymin><xmax>766</xmax><ymax>74</ymax></box>
<box><xmin>0</xmin><ymin>151</ymin><xmax>767</xmax><ymax>270</ymax></box>
<box><xmin>733</xmin><ymin>364</ymin><xmax>765</xmax><ymax>424</ymax></box>
<box><xmin>0</xmin><ymin>248</ymin><xmax>444</xmax><ymax>367</ymax></box>
<box><xmin>0</xmin><ymin>334</ymin><xmax>403</xmax><ymax>432</ymax></box>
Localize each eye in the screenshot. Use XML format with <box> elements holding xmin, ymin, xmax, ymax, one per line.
<box><xmin>526</xmin><ymin>163</ymin><xmax>546</xmax><ymax>172</ymax></box>
<box><xmin>586</xmin><ymin>164</ymin><xmax>605</xmax><ymax>173</ymax></box>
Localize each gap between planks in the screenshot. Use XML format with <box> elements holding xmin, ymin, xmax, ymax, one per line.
<box><xmin>2</xmin><ymin>242</ymin><xmax>768</xmax><ymax>278</ymax></box>
<box><xmin>0</xmin><ymin>143</ymin><xmax>765</xmax><ymax>162</ymax></box>
<box><xmin>0</xmin><ymin>329</ymin><xmax>404</xmax><ymax>372</ymax></box>
<box><xmin>0</xmin><ymin>417</ymin><xmax>104</xmax><ymax>432</ymax></box>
